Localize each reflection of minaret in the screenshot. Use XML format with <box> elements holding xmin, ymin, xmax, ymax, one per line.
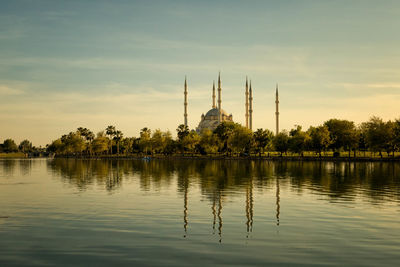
<box><xmin>212</xmin><ymin>81</ymin><xmax>216</xmax><ymax>108</ymax></box>
<box><xmin>245</xmin><ymin>178</ymin><xmax>254</xmax><ymax>237</ymax></box>
<box><xmin>183</xmin><ymin>184</ymin><xmax>188</xmax><ymax>237</ymax></box>
<box><xmin>212</xmin><ymin>195</ymin><xmax>216</xmax><ymax>234</ymax></box>
<box><xmin>217</xmin><ymin>193</ymin><xmax>223</xmax><ymax>243</ymax></box>
<box><xmin>276</xmin><ymin>177</ymin><xmax>280</xmax><ymax>226</ymax></box>
<box><xmin>245</xmin><ymin>77</ymin><xmax>249</xmax><ymax>128</ymax></box>
<box><xmin>249</xmin><ymin>81</ymin><xmax>253</xmax><ymax>131</ymax></box>
<box><xmin>184</xmin><ymin>77</ymin><xmax>188</xmax><ymax>127</ymax></box>
<box><xmin>217</xmin><ymin>72</ymin><xmax>222</xmax><ymax>123</ymax></box>
<box><xmin>275</xmin><ymin>84</ymin><xmax>279</xmax><ymax>135</ymax></box>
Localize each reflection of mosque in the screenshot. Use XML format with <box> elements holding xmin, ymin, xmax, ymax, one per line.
<box><xmin>181</xmin><ymin>166</ymin><xmax>281</xmax><ymax>241</ymax></box>
<box><xmin>43</xmin><ymin>159</ymin><xmax>400</xmax><ymax>241</ymax></box>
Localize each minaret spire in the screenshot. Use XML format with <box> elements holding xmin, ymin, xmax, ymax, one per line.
<box><xmin>249</xmin><ymin>81</ymin><xmax>253</xmax><ymax>131</ymax></box>
<box><xmin>245</xmin><ymin>77</ymin><xmax>249</xmax><ymax>129</ymax></box>
<box><xmin>212</xmin><ymin>81</ymin><xmax>216</xmax><ymax>108</ymax></box>
<box><xmin>184</xmin><ymin>76</ymin><xmax>188</xmax><ymax>127</ymax></box>
<box><xmin>217</xmin><ymin>72</ymin><xmax>222</xmax><ymax>123</ymax></box>
<box><xmin>275</xmin><ymin>83</ymin><xmax>279</xmax><ymax>135</ymax></box>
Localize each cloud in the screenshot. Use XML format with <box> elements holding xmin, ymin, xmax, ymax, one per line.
<box><xmin>0</xmin><ymin>85</ymin><xmax>23</xmax><ymax>95</ymax></box>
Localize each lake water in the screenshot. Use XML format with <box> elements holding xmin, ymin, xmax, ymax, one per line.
<box><xmin>1</xmin><ymin>159</ymin><xmax>400</xmax><ymax>266</ymax></box>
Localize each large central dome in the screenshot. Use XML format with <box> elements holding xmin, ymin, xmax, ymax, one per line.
<box><xmin>196</xmin><ymin>108</ymin><xmax>233</xmax><ymax>133</ymax></box>
<box><xmin>205</xmin><ymin>108</ymin><xmax>229</xmax><ymax>118</ymax></box>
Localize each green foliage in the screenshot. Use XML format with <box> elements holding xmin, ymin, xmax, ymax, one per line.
<box><xmin>273</xmin><ymin>131</ymin><xmax>289</xmax><ymax>155</ymax></box>
<box><xmin>324</xmin><ymin>119</ymin><xmax>359</xmax><ymax>152</ymax></box>
<box><xmin>288</xmin><ymin>126</ymin><xmax>310</xmax><ymax>155</ymax></box>
<box><xmin>139</xmin><ymin>127</ymin><xmax>152</xmax><ymax>154</ymax></box>
<box><xmin>214</xmin><ymin>121</ymin><xmax>240</xmax><ymax>153</ymax></box>
<box><xmin>151</xmin><ymin>129</ymin><xmax>173</xmax><ymax>154</ymax></box>
<box><xmin>253</xmin><ymin>128</ymin><xmax>274</xmax><ymax>156</ymax></box>
<box><xmin>308</xmin><ymin>125</ymin><xmax>331</xmax><ymax>156</ymax></box>
<box><xmin>362</xmin><ymin>116</ymin><xmax>396</xmax><ymax>156</ymax></box>
<box><xmin>199</xmin><ymin>129</ymin><xmax>219</xmax><ymax>154</ymax></box>
<box><xmin>182</xmin><ymin>131</ymin><xmax>200</xmax><ymax>153</ymax></box>
<box><xmin>176</xmin><ymin>124</ymin><xmax>190</xmax><ymax>141</ymax></box>
<box><xmin>227</xmin><ymin>125</ymin><xmax>253</xmax><ymax>154</ymax></box>
<box><xmin>19</xmin><ymin>139</ymin><xmax>33</xmax><ymax>153</ymax></box>
<box><xmin>92</xmin><ymin>136</ymin><xmax>108</xmax><ymax>155</ymax></box>
<box><xmin>3</xmin><ymin>139</ymin><xmax>18</xmax><ymax>153</ymax></box>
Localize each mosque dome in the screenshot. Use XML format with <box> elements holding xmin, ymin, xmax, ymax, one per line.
<box><xmin>204</xmin><ymin>108</ymin><xmax>229</xmax><ymax>119</ymax></box>
<box><xmin>196</xmin><ymin>108</ymin><xmax>233</xmax><ymax>133</ymax></box>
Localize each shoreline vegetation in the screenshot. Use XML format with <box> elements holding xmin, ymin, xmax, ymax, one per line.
<box><xmin>1</xmin><ymin>116</ymin><xmax>400</xmax><ymax>161</ymax></box>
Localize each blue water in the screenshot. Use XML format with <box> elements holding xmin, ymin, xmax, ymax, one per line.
<box><xmin>1</xmin><ymin>159</ymin><xmax>399</xmax><ymax>266</ymax></box>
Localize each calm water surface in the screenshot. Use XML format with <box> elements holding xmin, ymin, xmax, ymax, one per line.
<box><xmin>0</xmin><ymin>159</ymin><xmax>400</xmax><ymax>266</ymax></box>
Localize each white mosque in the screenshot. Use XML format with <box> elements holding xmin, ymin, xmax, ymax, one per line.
<box><xmin>183</xmin><ymin>73</ymin><xmax>280</xmax><ymax>135</ymax></box>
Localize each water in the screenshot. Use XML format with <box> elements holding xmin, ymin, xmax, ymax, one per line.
<box><xmin>1</xmin><ymin>159</ymin><xmax>400</xmax><ymax>266</ymax></box>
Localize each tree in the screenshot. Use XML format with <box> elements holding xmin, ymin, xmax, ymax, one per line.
<box><xmin>105</xmin><ymin>125</ymin><xmax>116</xmax><ymax>155</ymax></box>
<box><xmin>19</xmin><ymin>139</ymin><xmax>33</xmax><ymax>153</ymax></box>
<box><xmin>199</xmin><ymin>129</ymin><xmax>219</xmax><ymax>154</ymax></box>
<box><xmin>362</xmin><ymin>117</ymin><xmax>395</xmax><ymax>157</ymax></box>
<box><xmin>92</xmin><ymin>132</ymin><xmax>108</xmax><ymax>155</ymax></box>
<box><xmin>139</xmin><ymin>127</ymin><xmax>152</xmax><ymax>154</ymax></box>
<box><xmin>324</xmin><ymin>119</ymin><xmax>359</xmax><ymax>156</ymax></box>
<box><xmin>113</xmin><ymin>130</ymin><xmax>123</xmax><ymax>155</ymax></box>
<box><xmin>273</xmin><ymin>131</ymin><xmax>289</xmax><ymax>156</ymax></box>
<box><xmin>177</xmin><ymin>124</ymin><xmax>190</xmax><ymax>141</ymax></box>
<box><xmin>227</xmin><ymin>125</ymin><xmax>253</xmax><ymax>155</ymax></box>
<box><xmin>253</xmin><ymin>128</ymin><xmax>274</xmax><ymax>157</ymax></box>
<box><xmin>182</xmin><ymin>131</ymin><xmax>201</xmax><ymax>154</ymax></box>
<box><xmin>288</xmin><ymin>125</ymin><xmax>310</xmax><ymax>156</ymax></box>
<box><xmin>308</xmin><ymin>125</ymin><xmax>331</xmax><ymax>157</ymax></box>
<box><xmin>47</xmin><ymin>139</ymin><xmax>63</xmax><ymax>154</ymax></box>
<box><xmin>394</xmin><ymin>118</ymin><xmax>400</xmax><ymax>155</ymax></box>
<box><xmin>77</xmin><ymin>127</ymin><xmax>94</xmax><ymax>155</ymax></box>
<box><xmin>152</xmin><ymin>129</ymin><xmax>170</xmax><ymax>154</ymax></box>
<box><xmin>214</xmin><ymin>121</ymin><xmax>238</xmax><ymax>154</ymax></box>
<box><xmin>60</xmin><ymin>132</ymin><xmax>86</xmax><ymax>154</ymax></box>
<box><xmin>3</xmin><ymin>139</ymin><xmax>19</xmax><ymax>153</ymax></box>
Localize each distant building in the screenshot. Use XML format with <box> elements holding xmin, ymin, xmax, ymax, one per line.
<box><xmin>183</xmin><ymin>73</ymin><xmax>279</xmax><ymax>134</ymax></box>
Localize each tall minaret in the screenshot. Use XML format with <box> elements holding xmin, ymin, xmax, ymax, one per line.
<box><xmin>275</xmin><ymin>84</ymin><xmax>279</xmax><ymax>135</ymax></box>
<box><xmin>184</xmin><ymin>76</ymin><xmax>188</xmax><ymax>127</ymax></box>
<box><xmin>245</xmin><ymin>77</ymin><xmax>249</xmax><ymax>128</ymax></box>
<box><xmin>249</xmin><ymin>81</ymin><xmax>253</xmax><ymax>131</ymax></box>
<box><xmin>217</xmin><ymin>72</ymin><xmax>222</xmax><ymax>123</ymax></box>
<box><xmin>212</xmin><ymin>81</ymin><xmax>216</xmax><ymax>108</ymax></box>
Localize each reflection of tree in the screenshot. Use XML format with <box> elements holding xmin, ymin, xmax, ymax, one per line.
<box><xmin>2</xmin><ymin>160</ymin><xmax>16</xmax><ymax>176</ymax></box>
<box><xmin>19</xmin><ymin>160</ymin><xmax>32</xmax><ymax>176</ymax></box>
<box><xmin>46</xmin><ymin>159</ymin><xmax>400</xmax><ymax>204</ymax></box>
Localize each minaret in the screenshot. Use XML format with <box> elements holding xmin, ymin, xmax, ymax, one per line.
<box><xmin>184</xmin><ymin>76</ymin><xmax>188</xmax><ymax>127</ymax></box>
<box><xmin>217</xmin><ymin>72</ymin><xmax>222</xmax><ymax>123</ymax></box>
<box><xmin>249</xmin><ymin>81</ymin><xmax>253</xmax><ymax>131</ymax></box>
<box><xmin>212</xmin><ymin>81</ymin><xmax>216</xmax><ymax>108</ymax></box>
<box><xmin>275</xmin><ymin>84</ymin><xmax>279</xmax><ymax>135</ymax></box>
<box><xmin>245</xmin><ymin>77</ymin><xmax>249</xmax><ymax>128</ymax></box>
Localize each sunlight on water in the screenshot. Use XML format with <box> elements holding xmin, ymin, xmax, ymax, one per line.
<box><xmin>1</xmin><ymin>159</ymin><xmax>400</xmax><ymax>266</ymax></box>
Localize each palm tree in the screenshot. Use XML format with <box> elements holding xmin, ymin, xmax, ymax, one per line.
<box><xmin>113</xmin><ymin>130</ymin><xmax>123</xmax><ymax>155</ymax></box>
<box><xmin>106</xmin><ymin>125</ymin><xmax>116</xmax><ymax>155</ymax></box>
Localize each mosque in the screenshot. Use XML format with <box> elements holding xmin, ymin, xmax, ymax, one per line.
<box><xmin>183</xmin><ymin>73</ymin><xmax>280</xmax><ymax>135</ymax></box>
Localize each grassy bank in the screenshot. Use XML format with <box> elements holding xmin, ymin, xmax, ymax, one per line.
<box><xmin>53</xmin><ymin>152</ymin><xmax>400</xmax><ymax>162</ymax></box>
<box><xmin>0</xmin><ymin>153</ymin><xmax>27</xmax><ymax>158</ymax></box>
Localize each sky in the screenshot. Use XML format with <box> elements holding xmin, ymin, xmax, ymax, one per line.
<box><xmin>1</xmin><ymin>0</ymin><xmax>399</xmax><ymax>146</ymax></box>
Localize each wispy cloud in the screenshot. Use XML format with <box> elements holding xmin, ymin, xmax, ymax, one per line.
<box><xmin>0</xmin><ymin>85</ymin><xmax>24</xmax><ymax>95</ymax></box>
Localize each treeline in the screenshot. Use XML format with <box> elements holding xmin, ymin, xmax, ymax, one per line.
<box><xmin>0</xmin><ymin>139</ymin><xmax>41</xmax><ymax>154</ymax></box>
<box><xmin>44</xmin><ymin>116</ymin><xmax>400</xmax><ymax>158</ymax></box>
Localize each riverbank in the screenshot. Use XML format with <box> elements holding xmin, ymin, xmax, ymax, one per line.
<box><xmin>0</xmin><ymin>153</ymin><xmax>26</xmax><ymax>158</ymax></box>
<box><xmin>51</xmin><ymin>154</ymin><xmax>400</xmax><ymax>162</ymax></box>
